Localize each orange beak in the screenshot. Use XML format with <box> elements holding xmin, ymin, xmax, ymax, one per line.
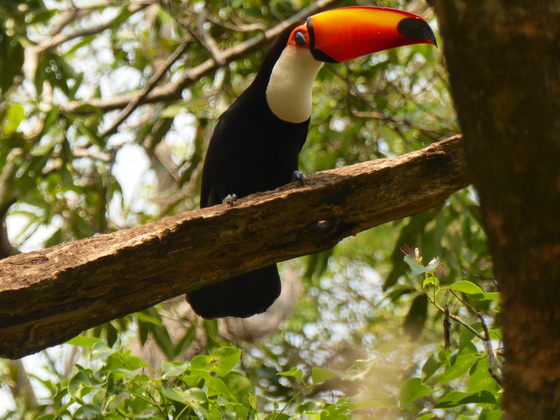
<box><xmin>288</xmin><ymin>7</ymin><xmax>437</xmax><ymax>63</ymax></box>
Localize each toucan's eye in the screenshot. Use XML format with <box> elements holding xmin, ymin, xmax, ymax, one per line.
<box><xmin>294</xmin><ymin>31</ymin><xmax>306</xmax><ymax>46</ymax></box>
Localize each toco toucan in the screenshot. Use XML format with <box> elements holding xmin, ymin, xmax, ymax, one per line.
<box><xmin>186</xmin><ymin>7</ymin><xmax>437</xmax><ymax>319</ymax></box>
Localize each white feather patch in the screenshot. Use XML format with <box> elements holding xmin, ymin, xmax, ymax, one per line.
<box><xmin>266</xmin><ymin>45</ymin><xmax>323</xmax><ymax>124</ymax></box>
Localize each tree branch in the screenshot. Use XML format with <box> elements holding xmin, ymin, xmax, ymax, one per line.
<box><xmin>61</xmin><ymin>0</ymin><xmax>344</xmax><ymax>114</ymax></box>
<box><xmin>0</xmin><ymin>135</ymin><xmax>468</xmax><ymax>359</ymax></box>
<box><xmin>24</xmin><ymin>3</ymin><xmax>150</xmax><ymax>81</ymax></box>
<box><xmin>99</xmin><ymin>39</ymin><xmax>193</xmax><ymax>137</ymax></box>
<box><xmin>449</xmin><ymin>291</ymin><xmax>503</xmax><ymax>384</ymax></box>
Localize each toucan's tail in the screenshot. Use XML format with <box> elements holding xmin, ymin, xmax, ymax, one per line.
<box><xmin>186</xmin><ymin>265</ymin><xmax>281</xmax><ymax>319</ymax></box>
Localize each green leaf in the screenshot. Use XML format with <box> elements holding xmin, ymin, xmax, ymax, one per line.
<box><xmin>162</xmin><ymin>361</ymin><xmax>189</xmax><ymax>378</ymax></box>
<box><xmin>434</xmin><ymin>390</ymin><xmax>498</xmax><ymax>409</ymax></box>
<box><xmin>160</xmin><ymin>103</ymin><xmax>188</xmax><ymax>118</ymax></box>
<box><xmin>90</xmin><ymin>340</ymin><xmax>112</xmax><ymax>361</ymax></box>
<box><xmin>30</xmin><ymin>134</ymin><xmax>63</xmax><ymax>156</ymax></box>
<box><xmin>296</xmin><ymin>401</ymin><xmax>321</xmax><ymax>413</ymax></box>
<box><xmin>458</xmin><ymin>328</ymin><xmax>476</xmax><ymax>352</ymax></box>
<box><xmin>197</xmin><ymin>372</ymin><xmax>232</xmax><ymax>399</ymax></box>
<box><xmin>479</xmin><ymin>292</ymin><xmax>501</xmax><ymax>301</ymax></box>
<box><xmin>223</xmin><ymin>371</ymin><xmax>256</xmax><ymax>402</ymax></box>
<box><xmin>2</xmin><ymin>103</ymin><xmax>24</xmax><ymax>135</ymax></box>
<box><xmin>279</xmin><ymin>367</ymin><xmax>305</xmax><ymax>383</ymax></box>
<box><xmin>270</xmin><ymin>413</ymin><xmax>291</xmax><ymax>420</ymax></box>
<box><xmin>74</xmin><ymin>404</ymin><xmax>102</xmax><ymax>417</ymax></box>
<box><xmin>468</xmin><ymin>358</ymin><xmax>500</xmax><ymax>393</ymax></box>
<box><xmin>68</xmin><ymin>367</ymin><xmax>96</xmax><ymax>399</ymax></box>
<box><xmin>151</xmin><ymin>323</ymin><xmax>175</xmax><ymax>360</ymax></box>
<box><xmin>203</xmin><ymin>319</ymin><xmax>219</xmax><ymax>348</ymax></box>
<box><xmin>311</xmin><ymin>367</ymin><xmax>340</xmax><ymax>385</ymax></box>
<box><xmin>175</xmin><ymin>323</ymin><xmax>197</xmax><ymax>356</ymax></box>
<box><xmin>191</xmin><ymin>347</ymin><xmax>241</xmax><ymax>377</ymax></box>
<box><xmin>106</xmin><ymin>351</ymin><xmax>148</xmax><ymax>371</ymax></box>
<box><xmin>41</xmin><ymin>105</ymin><xmax>60</xmax><ymax>135</ymax></box>
<box><xmin>422</xmin><ymin>353</ymin><xmax>443</xmax><ymax>382</ymax></box>
<box><xmin>161</xmin><ymin>385</ymin><xmax>208</xmax><ymax>415</ymax></box>
<box><xmin>404</xmin><ymin>255</ymin><xmax>440</xmax><ymax>276</ymax></box>
<box><xmin>489</xmin><ymin>328</ymin><xmax>502</xmax><ymax>341</ymax></box>
<box><xmin>62</xmin><ymin>35</ymin><xmax>96</xmax><ymax>57</ymax></box>
<box><xmin>400</xmin><ymin>377</ymin><xmax>434</xmax><ymax>407</ymax></box>
<box><xmin>66</xmin><ymin>336</ymin><xmax>104</xmax><ymax>348</ymax></box>
<box><xmin>437</xmin><ymin>343</ymin><xmax>479</xmax><ymax>384</ymax></box>
<box><xmin>319</xmin><ymin>400</ymin><xmax>351</xmax><ymax>418</ymax></box>
<box><xmin>404</xmin><ymin>255</ymin><xmax>428</xmax><ymax>276</ymax></box>
<box><xmin>76</xmin><ymin>120</ymin><xmax>103</xmax><ymax>148</ymax></box>
<box><xmin>423</xmin><ymin>276</ymin><xmax>440</xmax><ymax>288</ymax></box>
<box><xmin>415</xmin><ymin>414</ymin><xmax>436</xmax><ymax>420</ymax></box>
<box><xmin>135</xmin><ymin>310</ymin><xmax>164</xmax><ymax>326</ymax></box>
<box><xmin>443</xmin><ymin>280</ymin><xmax>484</xmax><ymax>295</ymax></box>
<box><xmin>479</xmin><ymin>408</ymin><xmax>503</xmax><ymax>420</ymax></box>
<box><xmin>0</xmin><ymin>29</ymin><xmax>24</xmax><ymax>93</ymax></box>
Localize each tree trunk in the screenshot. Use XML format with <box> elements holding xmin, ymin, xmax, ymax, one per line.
<box><xmin>430</xmin><ymin>2</ymin><xmax>560</xmax><ymax>418</ymax></box>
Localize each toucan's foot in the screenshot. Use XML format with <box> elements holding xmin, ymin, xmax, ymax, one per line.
<box><xmin>223</xmin><ymin>194</ymin><xmax>237</xmax><ymax>206</ymax></box>
<box><xmin>292</xmin><ymin>170</ymin><xmax>306</xmax><ymax>186</ymax></box>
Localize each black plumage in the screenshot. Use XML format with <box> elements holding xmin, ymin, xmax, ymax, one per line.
<box><xmin>186</xmin><ymin>24</ymin><xmax>306</xmax><ymax>319</ymax></box>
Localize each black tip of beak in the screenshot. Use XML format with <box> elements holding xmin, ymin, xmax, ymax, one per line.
<box><xmin>398</xmin><ymin>18</ymin><xmax>438</xmax><ymax>48</ymax></box>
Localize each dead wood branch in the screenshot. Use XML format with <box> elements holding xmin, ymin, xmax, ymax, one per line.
<box><xmin>0</xmin><ymin>135</ymin><xmax>468</xmax><ymax>359</ymax></box>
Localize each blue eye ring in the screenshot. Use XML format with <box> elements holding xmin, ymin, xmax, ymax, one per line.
<box><xmin>294</xmin><ymin>31</ymin><xmax>306</xmax><ymax>46</ymax></box>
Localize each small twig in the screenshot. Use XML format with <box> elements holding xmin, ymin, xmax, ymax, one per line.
<box><xmin>443</xmin><ymin>303</ymin><xmax>451</xmax><ymax>350</ymax></box>
<box><xmin>7</xmin><ymin>360</ymin><xmax>38</xmax><ymax>408</ymax></box>
<box><xmin>165</xmin><ymin>2</ymin><xmax>224</xmax><ymax>65</ymax></box>
<box><xmin>429</xmin><ymin>291</ymin><xmax>485</xmax><ymax>340</ymax></box>
<box><xmin>446</xmin><ymin>311</ymin><xmax>486</xmax><ymax>341</ymax></box>
<box><xmin>72</xmin><ymin>147</ymin><xmax>114</xmax><ymax>163</ymax></box>
<box><xmin>31</xmin><ymin>4</ymin><xmax>149</xmax><ymax>62</ymax></box>
<box><xmin>49</xmin><ymin>6</ymin><xmax>83</xmax><ymax>37</ymax></box>
<box><xmin>431</xmin><ymin>288</ymin><xmax>503</xmax><ymax>384</ymax></box>
<box><xmin>99</xmin><ymin>39</ymin><xmax>192</xmax><ymax>138</ymax></box>
<box><xmin>24</xmin><ymin>3</ymin><xmax>150</xmax><ymax>84</ymax></box>
<box><xmin>190</xmin><ymin>6</ymin><xmax>225</xmax><ymax>65</ymax></box>
<box><xmin>207</xmin><ymin>14</ymin><xmax>266</xmax><ymax>33</ymax></box>
<box><xmin>48</xmin><ymin>1</ymin><xmax>156</xmax><ymax>15</ymax></box>
<box><xmin>451</xmin><ymin>291</ymin><xmax>503</xmax><ymax>385</ymax></box>
<box><xmin>326</xmin><ymin>65</ymin><xmax>449</xmax><ymax>137</ymax></box>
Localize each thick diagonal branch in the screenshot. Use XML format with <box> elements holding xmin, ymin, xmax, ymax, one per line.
<box><xmin>0</xmin><ymin>136</ymin><xmax>468</xmax><ymax>359</ymax></box>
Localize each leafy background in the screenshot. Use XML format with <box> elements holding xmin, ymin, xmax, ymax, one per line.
<box><xmin>0</xmin><ymin>0</ymin><xmax>501</xmax><ymax>418</ymax></box>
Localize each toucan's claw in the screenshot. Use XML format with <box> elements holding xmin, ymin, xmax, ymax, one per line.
<box><xmin>292</xmin><ymin>170</ymin><xmax>306</xmax><ymax>186</ymax></box>
<box><xmin>223</xmin><ymin>194</ymin><xmax>237</xmax><ymax>206</ymax></box>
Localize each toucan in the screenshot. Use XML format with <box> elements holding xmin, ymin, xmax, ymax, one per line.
<box><xmin>186</xmin><ymin>6</ymin><xmax>437</xmax><ymax>319</ymax></box>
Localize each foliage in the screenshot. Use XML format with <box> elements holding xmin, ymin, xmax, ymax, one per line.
<box><xmin>0</xmin><ymin>0</ymin><xmax>501</xmax><ymax>418</ymax></box>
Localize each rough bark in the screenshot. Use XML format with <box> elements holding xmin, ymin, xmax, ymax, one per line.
<box><xmin>0</xmin><ymin>136</ymin><xmax>468</xmax><ymax>359</ymax></box>
<box><xmin>429</xmin><ymin>2</ymin><xmax>560</xmax><ymax>418</ymax></box>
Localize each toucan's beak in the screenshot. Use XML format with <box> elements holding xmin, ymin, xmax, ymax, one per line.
<box><xmin>288</xmin><ymin>7</ymin><xmax>437</xmax><ymax>63</ymax></box>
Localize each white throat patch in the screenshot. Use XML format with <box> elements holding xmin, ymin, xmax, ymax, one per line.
<box><xmin>266</xmin><ymin>45</ymin><xmax>323</xmax><ymax>124</ymax></box>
